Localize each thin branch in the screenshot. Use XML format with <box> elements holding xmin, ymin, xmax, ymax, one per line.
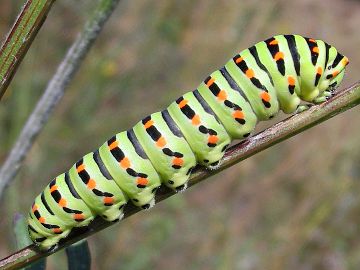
<box><xmin>0</xmin><ymin>0</ymin><xmax>121</xmax><ymax>199</ymax></box>
<box><xmin>1</xmin><ymin>81</ymin><xmax>359</xmax><ymax>270</ymax></box>
<box><xmin>0</xmin><ymin>0</ymin><xmax>56</xmax><ymax>100</ymax></box>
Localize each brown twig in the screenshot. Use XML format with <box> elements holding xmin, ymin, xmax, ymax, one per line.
<box><xmin>0</xmin><ymin>0</ymin><xmax>56</xmax><ymax>99</ymax></box>
<box><xmin>0</xmin><ymin>81</ymin><xmax>359</xmax><ymax>270</ymax></box>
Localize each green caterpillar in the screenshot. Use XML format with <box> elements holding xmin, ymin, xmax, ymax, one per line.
<box><xmin>28</xmin><ymin>34</ymin><xmax>349</xmax><ymax>250</ymax></box>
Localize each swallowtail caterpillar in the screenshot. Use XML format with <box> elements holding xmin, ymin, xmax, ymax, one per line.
<box><xmin>28</xmin><ymin>34</ymin><xmax>349</xmax><ymax>250</ymax></box>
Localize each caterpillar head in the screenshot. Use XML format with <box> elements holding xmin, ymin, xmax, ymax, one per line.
<box><xmin>319</xmin><ymin>49</ymin><xmax>349</xmax><ymax>93</ymax></box>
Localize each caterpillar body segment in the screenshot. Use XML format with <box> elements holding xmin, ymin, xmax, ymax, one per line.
<box><xmin>197</xmin><ymin>69</ymin><xmax>257</xmax><ymax>139</ymax></box>
<box><xmin>167</xmin><ymin>91</ymin><xmax>232</xmax><ymax>166</ymax></box>
<box><xmin>98</xmin><ymin>131</ymin><xmax>161</xmax><ymax>207</ymax></box>
<box><xmin>225</xmin><ymin>51</ymin><xmax>280</xmax><ymax>120</ymax></box>
<box><xmin>27</xmin><ymin>34</ymin><xmax>349</xmax><ymax>250</ymax></box>
<box><xmin>253</xmin><ymin>35</ymin><xmax>301</xmax><ymax>113</ymax></box>
<box><xmin>133</xmin><ymin>111</ymin><xmax>197</xmax><ymax>190</ymax></box>
<box><xmin>68</xmin><ymin>152</ymin><xmax>127</xmax><ymax>222</ymax></box>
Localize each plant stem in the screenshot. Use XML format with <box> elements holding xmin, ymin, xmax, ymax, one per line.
<box><xmin>0</xmin><ymin>0</ymin><xmax>56</xmax><ymax>99</ymax></box>
<box><xmin>0</xmin><ymin>0</ymin><xmax>121</xmax><ymax>199</ymax></box>
<box><xmin>0</xmin><ymin>81</ymin><xmax>359</xmax><ymax>270</ymax></box>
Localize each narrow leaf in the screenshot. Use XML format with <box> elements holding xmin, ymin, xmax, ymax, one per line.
<box><xmin>0</xmin><ymin>0</ymin><xmax>55</xmax><ymax>100</ymax></box>
<box><xmin>66</xmin><ymin>241</ymin><xmax>91</xmax><ymax>270</ymax></box>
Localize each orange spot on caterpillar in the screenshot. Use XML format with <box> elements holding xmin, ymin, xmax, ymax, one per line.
<box><xmin>317</xmin><ymin>67</ymin><xmax>323</xmax><ymax>75</ymax></box>
<box><xmin>108</xmin><ymin>141</ymin><xmax>118</xmax><ymax>150</ymax></box>
<box><xmin>120</xmin><ymin>157</ymin><xmax>130</xmax><ymax>168</ymax></box>
<box><xmin>206</xmin><ymin>78</ymin><xmax>215</xmax><ymax>87</ymax></box>
<box><xmin>50</xmin><ymin>185</ymin><xmax>58</xmax><ymax>193</ymax></box>
<box><xmin>342</xmin><ymin>57</ymin><xmax>349</xmax><ymax>66</ymax></box>
<box><xmin>245</xmin><ymin>69</ymin><xmax>254</xmax><ymax>78</ymax></box>
<box><xmin>235</xmin><ymin>56</ymin><xmax>243</xmax><ymax>64</ymax></box>
<box><xmin>172</xmin><ymin>157</ymin><xmax>183</xmax><ymax>166</ymax></box>
<box><xmin>260</xmin><ymin>92</ymin><xmax>271</xmax><ymax>102</ymax></box>
<box><xmin>288</xmin><ymin>76</ymin><xmax>295</xmax><ymax>86</ymax></box>
<box><xmin>156</xmin><ymin>136</ymin><xmax>166</xmax><ymax>147</ymax></box>
<box><xmin>39</xmin><ymin>217</ymin><xmax>45</xmax><ymax>223</ymax></box>
<box><xmin>309</xmin><ymin>38</ymin><xmax>316</xmax><ymax>43</ymax></box>
<box><xmin>208</xmin><ymin>135</ymin><xmax>218</xmax><ymax>144</ymax></box>
<box><xmin>269</xmin><ymin>39</ymin><xmax>278</xmax><ymax>45</ymax></box>
<box><xmin>103</xmin><ymin>197</ymin><xmax>114</xmax><ymax>204</ymax></box>
<box><xmin>87</xmin><ymin>179</ymin><xmax>96</xmax><ymax>189</ymax></box>
<box><xmin>274</xmin><ymin>52</ymin><xmax>284</xmax><ymax>61</ymax></box>
<box><xmin>217</xmin><ymin>90</ymin><xmax>227</xmax><ymax>101</ymax></box>
<box><xmin>53</xmin><ymin>228</ymin><xmax>62</xmax><ymax>233</ymax></box>
<box><xmin>332</xmin><ymin>70</ymin><xmax>339</xmax><ymax>77</ymax></box>
<box><xmin>76</xmin><ymin>164</ymin><xmax>85</xmax><ymax>173</ymax></box>
<box><xmin>191</xmin><ymin>115</ymin><xmax>201</xmax><ymax>125</ymax></box>
<box><xmin>144</xmin><ymin>120</ymin><xmax>154</xmax><ymax>129</ymax></box>
<box><xmin>137</xmin><ymin>177</ymin><xmax>149</xmax><ymax>186</ymax></box>
<box><xmin>312</xmin><ymin>47</ymin><xmax>319</xmax><ymax>54</ymax></box>
<box><xmin>74</xmin><ymin>213</ymin><xmax>85</xmax><ymax>220</ymax></box>
<box><xmin>178</xmin><ymin>99</ymin><xmax>188</xmax><ymax>108</ymax></box>
<box><xmin>58</xmin><ymin>198</ymin><xmax>67</xmax><ymax>207</ymax></box>
<box><xmin>232</xmin><ymin>110</ymin><xmax>244</xmax><ymax>119</ymax></box>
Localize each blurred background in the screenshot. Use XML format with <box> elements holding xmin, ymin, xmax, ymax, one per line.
<box><xmin>0</xmin><ymin>0</ymin><xmax>359</xmax><ymax>269</ymax></box>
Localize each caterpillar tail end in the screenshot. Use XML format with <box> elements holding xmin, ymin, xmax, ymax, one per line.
<box><xmin>27</xmin><ymin>214</ymin><xmax>70</xmax><ymax>251</ymax></box>
<box><xmin>28</xmin><ymin>226</ymin><xmax>70</xmax><ymax>251</ymax></box>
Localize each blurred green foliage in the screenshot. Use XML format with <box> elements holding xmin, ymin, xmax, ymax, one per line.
<box><xmin>0</xmin><ymin>0</ymin><xmax>360</xmax><ymax>269</ymax></box>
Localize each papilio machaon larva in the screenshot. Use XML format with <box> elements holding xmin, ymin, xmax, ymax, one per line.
<box><xmin>28</xmin><ymin>34</ymin><xmax>349</xmax><ymax>250</ymax></box>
